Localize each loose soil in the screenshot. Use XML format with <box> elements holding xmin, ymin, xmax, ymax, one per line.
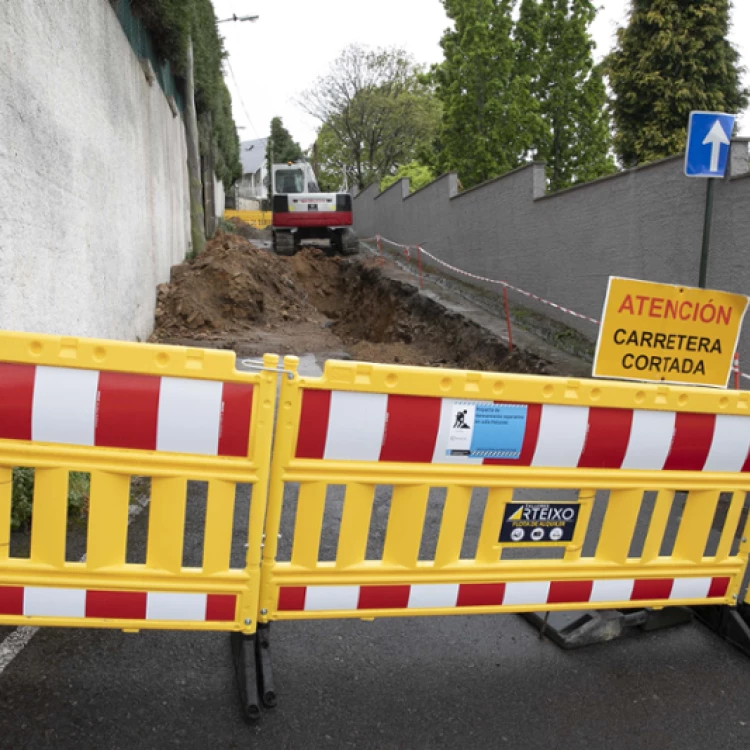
<box><xmin>152</xmin><ymin>227</ymin><xmax>550</xmax><ymax>374</ymax></box>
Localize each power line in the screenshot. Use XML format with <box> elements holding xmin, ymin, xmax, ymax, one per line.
<box><xmin>226</xmin><ymin>57</ymin><xmax>259</xmax><ymax>139</ymax></box>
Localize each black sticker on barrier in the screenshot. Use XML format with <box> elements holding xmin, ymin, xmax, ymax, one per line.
<box><xmin>500</xmin><ymin>503</ymin><xmax>579</xmax><ymax>544</ymax></box>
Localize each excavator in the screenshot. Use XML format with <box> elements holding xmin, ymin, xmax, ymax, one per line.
<box><xmin>270</xmin><ymin>161</ymin><xmax>358</xmax><ymax>256</ymax></box>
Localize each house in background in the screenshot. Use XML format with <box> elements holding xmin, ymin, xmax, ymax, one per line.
<box><xmin>232</xmin><ymin>137</ymin><xmax>268</xmax><ymax>209</ymax></box>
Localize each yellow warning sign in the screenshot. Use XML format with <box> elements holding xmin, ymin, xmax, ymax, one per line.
<box><xmin>593</xmin><ymin>277</ymin><xmax>749</xmax><ymax>387</ymax></box>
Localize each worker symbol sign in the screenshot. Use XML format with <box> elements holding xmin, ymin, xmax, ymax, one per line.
<box><xmin>446</xmin><ymin>401</ymin><xmax>527</xmax><ymax>459</ymax></box>
<box><xmin>500</xmin><ymin>503</ymin><xmax>580</xmax><ymax>544</ymax></box>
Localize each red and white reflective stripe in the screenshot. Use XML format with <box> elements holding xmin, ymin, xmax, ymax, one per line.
<box><xmin>277</xmin><ymin>577</ymin><xmax>731</xmax><ymax>612</ymax></box>
<box><xmin>531</xmin><ymin>404</ymin><xmax>589</xmax><ymax>468</ymax></box>
<box><xmin>325</xmin><ymin>392</ymin><xmax>388</xmax><ymax>461</ymax></box>
<box><xmin>0</xmin><ymin>362</ymin><xmax>254</xmax><ymax>457</ymax></box>
<box><xmin>295</xmin><ymin>390</ymin><xmax>750</xmax><ymax>472</ymax></box>
<box><xmin>703</xmin><ymin>414</ymin><xmax>750</xmax><ymax>471</ymax></box>
<box><xmin>0</xmin><ymin>586</ymin><xmax>237</xmax><ymax>622</ymax></box>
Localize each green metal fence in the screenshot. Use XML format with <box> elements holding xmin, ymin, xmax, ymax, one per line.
<box><xmin>111</xmin><ymin>0</ymin><xmax>185</xmax><ymax>113</ymax></box>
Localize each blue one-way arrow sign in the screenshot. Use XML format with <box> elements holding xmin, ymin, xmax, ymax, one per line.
<box><xmin>685</xmin><ymin>111</ymin><xmax>735</xmax><ymax>177</ymax></box>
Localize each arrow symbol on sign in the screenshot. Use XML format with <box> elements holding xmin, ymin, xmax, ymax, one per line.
<box><xmin>703</xmin><ymin>119</ymin><xmax>731</xmax><ymax>173</ymax></box>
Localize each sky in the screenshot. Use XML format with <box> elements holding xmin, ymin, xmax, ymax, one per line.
<box><xmin>212</xmin><ymin>0</ymin><xmax>750</xmax><ymax>148</ymax></box>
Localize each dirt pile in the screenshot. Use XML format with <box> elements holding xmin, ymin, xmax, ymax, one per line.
<box><xmin>152</xmin><ymin>232</ymin><xmax>319</xmax><ymax>340</ymax></box>
<box><xmin>151</xmin><ymin>228</ymin><xmax>550</xmax><ymax>375</ymax></box>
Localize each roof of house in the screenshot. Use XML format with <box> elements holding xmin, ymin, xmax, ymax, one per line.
<box><xmin>240</xmin><ymin>138</ymin><xmax>268</xmax><ymax>176</ymax></box>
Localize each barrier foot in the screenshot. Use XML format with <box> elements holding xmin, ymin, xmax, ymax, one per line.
<box><xmin>256</xmin><ymin>623</ymin><xmax>277</xmax><ymax>708</ymax></box>
<box><xmin>692</xmin><ymin>603</ymin><xmax>750</xmax><ymax>658</ymax></box>
<box><xmin>231</xmin><ymin>632</ymin><xmax>261</xmax><ymax>723</ymax></box>
<box><xmin>522</xmin><ymin>607</ymin><xmax>693</xmax><ymax>649</ymax></box>
<box><xmin>638</xmin><ymin>606</ymin><xmax>694</xmax><ymax>632</ymax></box>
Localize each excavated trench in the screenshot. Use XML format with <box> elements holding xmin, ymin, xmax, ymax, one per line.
<box><xmin>313</xmin><ymin>260</ymin><xmax>550</xmax><ymax>374</ymax></box>
<box><xmin>151</xmin><ymin>231</ymin><xmax>551</xmax><ymax>375</ymax></box>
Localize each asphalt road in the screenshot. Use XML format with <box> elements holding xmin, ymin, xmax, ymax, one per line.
<box><xmin>1</xmin><ymin>355</ymin><xmax>749</xmax><ymax>749</ymax></box>
<box><xmin>1</xmin><ymin>581</ymin><xmax>749</xmax><ymax>749</ymax></box>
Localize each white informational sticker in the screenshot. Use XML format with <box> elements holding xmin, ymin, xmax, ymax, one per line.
<box><xmin>445</xmin><ymin>402</ymin><xmax>528</xmax><ymax>459</ymax></box>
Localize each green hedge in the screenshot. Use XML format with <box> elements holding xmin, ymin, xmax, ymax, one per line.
<box><xmin>11</xmin><ymin>469</ymin><xmax>89</xmax><ymax>531</ymax></box>
<box><xmin>118</xmin><ymin>0</ymin><xmax>242</xmax><ymax>189</ymax></box>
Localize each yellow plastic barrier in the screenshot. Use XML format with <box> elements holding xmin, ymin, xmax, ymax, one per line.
<box><xmin>3</xmin><ymin>340</ymin><xmax>750</xmax><ymax>720</ymax></box>
<box><xmin>259</xmin><ymin>358</ymin><xmax>750</xmax><ymax>626</ymax></box>
<box><xmin>0</xmin><ymin>331</ymin><xmax>277</xmax><ymax>635</ymax></box>
<box><xmin>224</xmin><ymin>210</ymin><xmax>272</xmax><ymax>229</ymax></box>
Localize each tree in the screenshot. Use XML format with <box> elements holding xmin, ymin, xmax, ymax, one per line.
<box><xmin>268</xmin><ymin>117</ymin><xmax>303</xmax><ymax>164</ymax></box>
<box><xmin>434</xmin><ymin>0</ymin><xmax>542</xmax><ymax>189</ymax></box>
<box><xmin>517</xmin><ymin>0</ymin><xmax>614</xmax><ymax>190</ymax></box>
<box><xmin>266</xmin><ymin>117</ymin><xmax>303</xmax><ymax>200</ymax></box>
<box><xmin>213</xmin><ymin>79</ymin><xmax>242</xmax><ymax>189</ymax></box>
<box><xmin>308</xmin><ymin>123</ymin><xmax>351</xmax><ymax>192</ymax></box>
<box><xmin>606</xmin><ymin>0</ymin><xmax>748</xmax><ymax>167</ymax></box>
<box><xmin>299</xmin><ymin>45</ymin><xmax>441</xmax><ymax>190</ymax></box>
<box><xmin>380</xmin><ymin>162</ymin><xmax>436</xmax><ymax>193</ymax></box>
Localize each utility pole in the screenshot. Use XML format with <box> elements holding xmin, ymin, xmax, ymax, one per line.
<box><xmin>266</xmin><ymin>134</ymin><xmax>274</xmax><ymax>210</ymax></box>
<box><xmin>185</xmin><ymin>38</ymin><xmax>205</xmax><ymax>256</ymax></box>
<box><xmin>217</xmin><ymin>13</ymin><xmax>260</xmax><ymax>212</ymax></box>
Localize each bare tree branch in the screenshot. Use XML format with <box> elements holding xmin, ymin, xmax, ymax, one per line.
<box><xmin>298</xmin><ymin>44</ymin><xmax>440</xmax><ymax>189</ymax></box>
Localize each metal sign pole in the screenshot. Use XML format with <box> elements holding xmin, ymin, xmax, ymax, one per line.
<box><xmin>685</xmin><ymin>111</ymin><xmax>735</xmax><ymax>290</ymax></box>
<box><xmin>698</xmin><ymin>177</ymin><xmax>716</xmax><ymax>289</ymax></box>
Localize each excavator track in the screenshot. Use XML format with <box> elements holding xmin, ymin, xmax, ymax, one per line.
<box><xmin>328</xmin><ymin>229</ymin><xmax>359</xmax><ymax>256</ymax></box>
<box><xmin>272</xmin><ymin>231</ymin><xmax>296</xmax><ymax>256</ymax></box>
<box><xmin>342</xmin><ymin>228</ymin><xmax>360</xmax><ymax>256</ymax></box>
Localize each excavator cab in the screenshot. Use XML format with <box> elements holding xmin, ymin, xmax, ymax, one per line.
<box><xmin>273</xmin><ymin>163</ymin><xmax>319</xmax><ymax>195</ymax></box>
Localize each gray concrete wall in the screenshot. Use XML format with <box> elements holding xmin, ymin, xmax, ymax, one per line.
<box><xmin>0</xmin><ymin>0</ymin><xmax>191</xmax><ymax>341</ymax></box>
<box><xmin>354</xmin><ymin>144</ymin><xmax>750</xmax><ymax>371</ymax></box>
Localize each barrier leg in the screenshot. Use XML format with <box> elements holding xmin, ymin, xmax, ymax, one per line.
<box><xmin>256</xmin><ymin>623</ymin><xmax>277</xmax><ymax>708</ymax></box>
<box><xmin>692</xmin><ymin>603</ymin><xmax>750</xmax><ymax>658</ymax></box>
<box><xmin>230</xmin><ymin>632</ymin><xmax>261</xmax><ymax>722</ymax></box>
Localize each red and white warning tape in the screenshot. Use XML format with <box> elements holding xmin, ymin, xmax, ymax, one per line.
<box><xmin>375</xmin><ymin>234</ymin><xmax>601</xmax><ymax>323</ymax></box>
<box><xmin>364</xmin><ymin>234</ymin><xmax>750</xmax><ymax>384</ymax></box>
<box><xmin>733</xmin><ymin>353</ymin><xmax>749</xmax><ymax>384</ymax></box>
<box><xmin>418</xmin><ymin>246</ymin><xmax>601</xmax><ymax>325</ymax></box>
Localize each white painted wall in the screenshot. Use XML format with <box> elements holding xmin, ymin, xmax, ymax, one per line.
<box><xmin>237</xmin><ymin>197</ymin><xmax>262</xmax><ymax>211</ymax></box>
<box><xmin>214</xmin><ymin>176</ymin><xmax>226</xmax><ymax>220</ymax></box>
<box><xmin>0</xmin><ymin>0</ymin><xmax>190</xmax><ymax>341</ymax></box>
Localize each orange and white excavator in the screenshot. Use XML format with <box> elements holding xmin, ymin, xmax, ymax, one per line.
<box><xmin>270</xmin><ymin>161</ymin><xmax>357</xmax><ymax>256</ymax></box>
